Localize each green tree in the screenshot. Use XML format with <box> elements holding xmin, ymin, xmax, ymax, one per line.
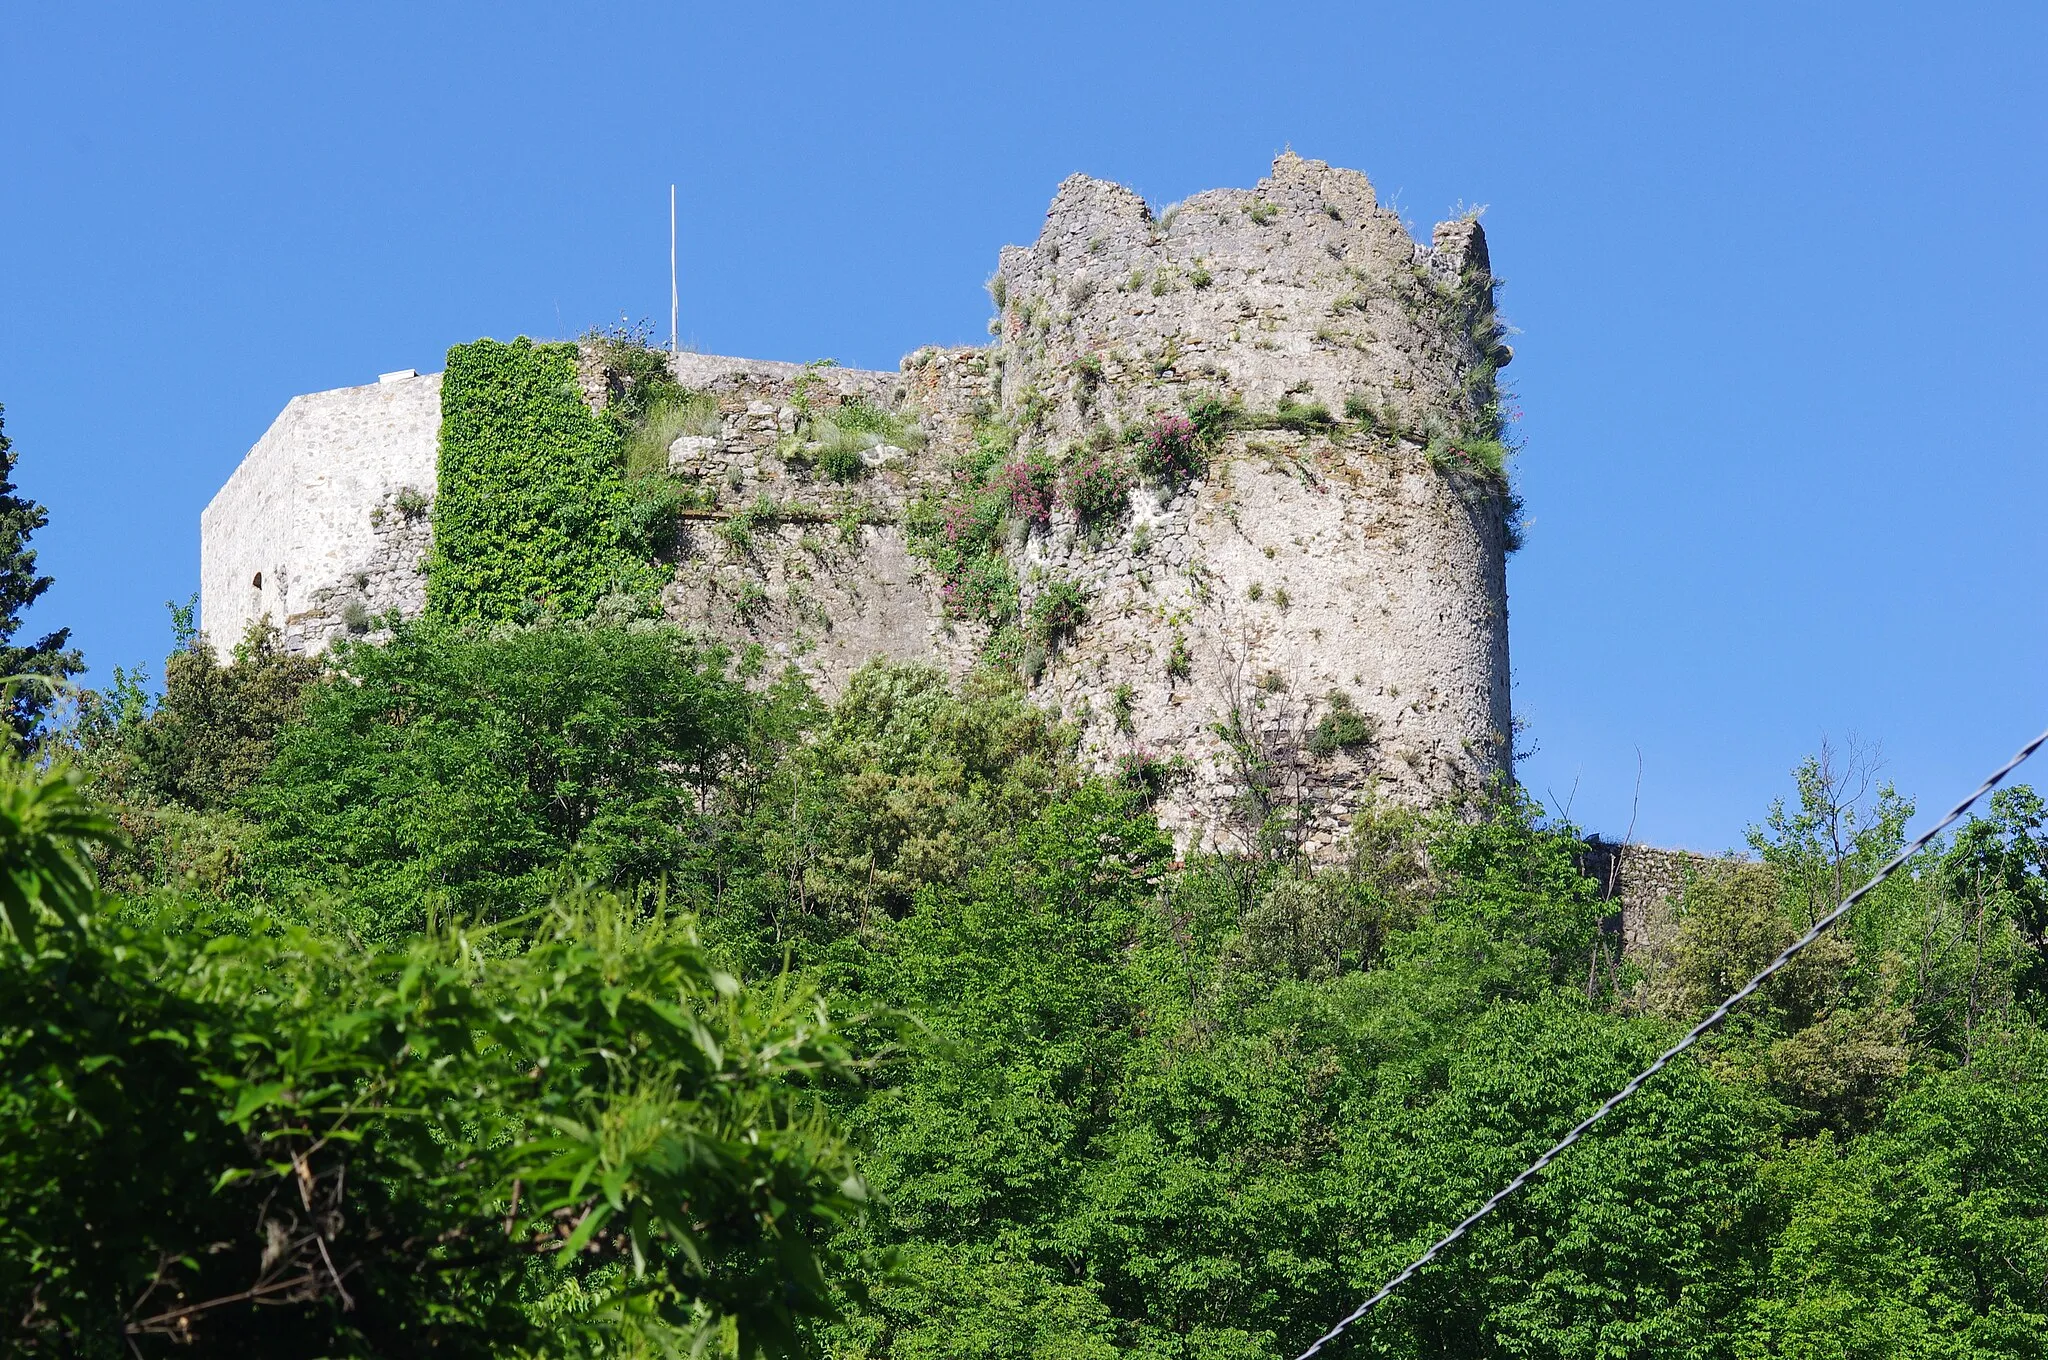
<box><xmin>1</xmin><ymin>890</ymin><xmax>872</xmax><ymax>1358</ymax></box>
<box><xmin>1942</xmin><ymin>785</ymin><xmax>2048</xmax><ymax>999</ymax></box>
<box><xmin>0</xmin><ymin>728</ymin><xmax>874</xmax><ymax>1356</ymax></box>
<box><xmin>67</xmin><ymin>619</ymin><xmax>321</xmax><ymax>896</ymax></box>
<box><xmin>0</xmin><ymin>404</ymin><xmax>83</xmax><ymax>750</ymax></box>
<box><xmin>42</xmin><ymin>607</ymin><xmax>2048</xmax><ymax>1360</ymax></box>
<box><xmin>0</xmin><ymin>758</ymin><xmax>118</xmax><ymax>947</ymax></box>
<box><xmin>117</xmin><ymin>620</ymin><xmax>324</xmax><ymax>811</ymax></box>
<box><xmin>1735</xmin><ymin>1028</ymin><xmax>2048</xmax><ymax>1358</ymax></box>
<box><xmin>768</xmin><ymin>663</ymin><xmax>1074</xmax><ymax>934</ymax></box>
<box><xmin>247</xmin><ymin>619</ymin><xmax>757</xmax><ymax>937</ymax></box>
<box><xmin>825</xmin><ymin>786</ymin><xmax>1774</xmax><ymax>1360</ymax></box>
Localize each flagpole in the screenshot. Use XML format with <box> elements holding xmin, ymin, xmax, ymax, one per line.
<box><xmin>669</xmin><ymin>184</ymin><xmax>679</xmax><ymax>356</ymax></box>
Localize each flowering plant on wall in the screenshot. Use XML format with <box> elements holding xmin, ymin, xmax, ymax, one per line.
<box><xmin>1059</xmin><ymin>449</ymin><xmax>1135</xmax><ymax>526</ymax></box>
<box><xmin>996</xmin><ymin>454</ymin><xmax>1057</xmax><ymax>525</ymax></box>
<box><xmin>1137</xmin><ymin>412</ymin><xmax>1201</xmax><ymax>482</ymax></box>
<box><xmin>940</xmin><ymin>553</ymin><xmax>1018</xmax><ymax>624</ymax></box>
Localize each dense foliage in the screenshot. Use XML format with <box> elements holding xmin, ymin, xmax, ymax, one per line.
<box><xmin>426</xmin><ymin>339</ymin><xmax>663</xmax><ymax>625</ymax></box>
<box><xmin>2</xmin><ymin>880</ymin><xmax>866</xmax><ymax>1357</ymax></box>
<box><xmin>244</xmin><ymin>620</ymin><xmax>756</xmax><ymax>939</ymax></box>
<box><xmin>11</xmin><ymin>613</ymin><xmax>2047</xmax><ymax>1356</ymax></box>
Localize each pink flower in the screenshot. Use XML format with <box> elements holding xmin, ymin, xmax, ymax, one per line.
<box><xmin>997</xmin><ymin>458</ymin><xmax>1055</xmax><ymax>524</ymax></box>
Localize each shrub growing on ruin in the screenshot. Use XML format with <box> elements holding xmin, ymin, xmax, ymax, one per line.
<box><xmin>1427</xmin><ymin>434</ymin><xmax>1511</xmax><ymax>487</ymax></box>
<box><xmin>1137</xmin><ymin>411</ymin><xmax>1202</xmax><ymax>482</ymax></box>
<box><xmin>1424</xmin><ymin>434</ymin><xmax>1525</xmax><ymax>550</ymax></box>
<box><xmin>1028</xmin><ymin>578</ymin><xmax>1088</xmax><ymax>648</ymax></box>
<box><xmin>1247</xmin><ymin>396</ymin><xmax>1337</xmax><ymax>435</ymax></box>
<box><xmin>1114</xmin><ymin>748</ymin><xmax>1185</xmax><ymax>805</ymax></box>
<box><xmin>1060</xmin><ymin>448</ymin><xmax>1135</xmax><ymax>526</ymax></box>
<box><xmin>908</xmin><ymin>452</ymin><xmax>1022</xmax><ymax>629</ymax></box>
<box><xmin>1185</xmin><ymin>394</ymin><xmax>1240</xmax><ymax>445</ymax></box>
<box><xmin>965</xmin><ymin>417</ymin><xmax>1014</xmax><ymax>479</ymax></box>
<box><xmin>942</xmin><ymin>552</ymin><xmax>1018</xmax><ymax>626</ymax></box>
<box><xmin>1111</xmin><ymin>681</ymin><xmax>1137</xmax><ymax>735</ymax></box>
<box><xmin>831</xmin><ymin>397</ymin><xmax>889</xmax><ymax>435</ymax></box>
<box><xmin>780</xmin><ymin>397</ymin><xmax>923</xmax><ymax>488</ymax></box>
<box><xmin>813</xmin><ymin>437</ymin><xmax>870</xmax><ymax>483</ymax></box>
<box><xmin>980</xmin><ymin>623</ymin><xmax>1028</xmax><ymax>675</ymax></box>
<box><xmin>944</xmin><ymin>489</ymin><xmax>1004</xmax><ymax>553</ymax></box>
<box><xmin>621</xmin><ymin>392</ymin><xmax>721</xmax><ymax>480</ymax></box>
<box><xmin>1309</xmin><ymin>690</ymin><xmax>1376</xmax><ymax>758</ymax></box>
<box><xmin>732</xmin><ymin>580</ymin><xmax>769</xmax><ymax>622</ymax></box>
<box><xmin>997</xmin><ymin>454</ymin><xmax>1057</xmax><ymax>525</ymax></box>
<box><xmin>392</xmin><ymin>485</ymin><xmax>431</xmax><ymax>521</ymax></box>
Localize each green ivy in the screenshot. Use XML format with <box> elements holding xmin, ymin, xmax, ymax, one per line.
<box><xmin>426</xmin><ymin>338</ymin><xmax>661</xmax><ymax>624</ymax></box>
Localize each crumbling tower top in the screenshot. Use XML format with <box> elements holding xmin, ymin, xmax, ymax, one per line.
<box><xmin>991</xmin><ymin>152</ymin><xmax>1507</xmax><ymax>447</ymax></box>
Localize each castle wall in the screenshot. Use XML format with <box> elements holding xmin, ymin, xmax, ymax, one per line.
<box><xmin>1018</xmin><ymin>437</ymin><xmax>1510</xmax><ymax>855</ymax></box>
<box><xmin>979</xmin><ymin>154</ymin><xmax>1513</xmax><ymax>844</ymax></box>
<box><xmin>200</xmin><ymin>371</ymin><xmax>438</xmax><ymax>654</ymax></box>
<box><xmin>198</xmin><ymin>154</ymin><xmax>1516</xmax><ymax>852</ymax></box>
<box><xmin>631</xmin><ymin>352</ymin><xmax>984</xmax><ymax>688</ymax></box>
<box><xmin>989</xmin><ymin>156</ymin><xmax>1497</xmax><ymax>437</ymax></box>
<box><xmin>1579</xmin><ymin>840</ymin><xmax>1734</xmax><ymax>959</ymax></box>
<box><xmin>620</xmin><ymin>340</ymin><xmax>1509</xmax><ymax>850</ymax></box>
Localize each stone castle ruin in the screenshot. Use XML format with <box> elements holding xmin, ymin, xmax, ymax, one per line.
<box><xmin>203</xmin><ymin>153</ymin><xmax>1518</xmax><ymax>856</ymax></box>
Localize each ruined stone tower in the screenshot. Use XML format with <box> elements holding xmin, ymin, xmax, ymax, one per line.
<box><xmin>202</xmin><ymin>154</ymin><xmax>1517</xmax><ymax>855</ymax></box>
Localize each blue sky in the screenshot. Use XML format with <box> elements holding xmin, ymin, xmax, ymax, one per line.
<box><xmin>2</xmin><ymin>2</ymin><xmax>2042</xmax><ymax>853</ymax></box>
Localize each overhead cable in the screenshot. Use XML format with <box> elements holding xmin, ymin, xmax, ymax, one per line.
<box><xmin>1293</xmin><ymin>724</ymin><xmax>2048</xmax><ymax>1360</ymax></box>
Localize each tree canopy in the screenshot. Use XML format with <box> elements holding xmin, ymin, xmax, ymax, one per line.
<box><xmin>4</xmin><ymin>617</ymin><xmax>2043</xmax><ymax>1357</ymax></box>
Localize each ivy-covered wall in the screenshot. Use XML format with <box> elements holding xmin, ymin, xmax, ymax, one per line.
<box><xmin>426</xmin><ymin>339</ymin><xmax>660</xmax><ymax>624</ymax></box>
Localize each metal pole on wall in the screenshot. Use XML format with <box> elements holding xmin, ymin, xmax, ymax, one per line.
<box><xmin>669</xmin><ymin>184</ymin><xmax>679</xmax><ymax>356</ymax></box>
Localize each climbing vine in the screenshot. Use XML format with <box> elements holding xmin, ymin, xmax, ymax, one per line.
<box><xmin>426</xmin><ymin>338</ymin><xmax>661</xmax><ymax>625</ymax></box>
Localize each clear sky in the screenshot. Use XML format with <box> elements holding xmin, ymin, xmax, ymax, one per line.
<box><xmin>2</xmin><ymin>2</ymin><xmax>2042</xmax><ymax>854</ymax></box>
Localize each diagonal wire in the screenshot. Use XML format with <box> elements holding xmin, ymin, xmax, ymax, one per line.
<box><xmin>1294</xmin><ymin>724</ymin><xmax>2048</xmax><ymax>1360</ymax></box>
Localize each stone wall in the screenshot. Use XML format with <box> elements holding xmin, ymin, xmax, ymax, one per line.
<box><xmin>200</xmin><ymin>371</ymin><xmax>438</xmax><ymax>654</ymax></box>
<box><xmin>1578</xmin><ymin>839</ymin><xmax>1739</xmax><ymax>957</ymax></box>
<box><xmin>626</xmin><ymin>352</ymin><xmax>982</xmax><ymax>688</ymax></box>
<box><xmin>976</xmin><ymin>153</ymin><xmax>1513</xmax><ymax>848</ymax></box>
<box><xmin>199</xmin><ymin>154</ymin><xmax>1517</xmax><ymax>854</ymax></box>
<box><xmin>989</xmin><ymin>155</ymin><xmax>1500</xmax><ymax>442</ymax></box>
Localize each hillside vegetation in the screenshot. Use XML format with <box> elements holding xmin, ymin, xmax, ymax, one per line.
<box><xmin>2</xmin><ymin>611</ymin><xmax>2040</xmax><ymax>1358</ymax></box>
